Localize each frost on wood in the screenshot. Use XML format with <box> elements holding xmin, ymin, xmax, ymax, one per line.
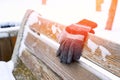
<box><xmin>99</xmin><ymin>45</ymin><xmax>111</xmax><ymax>61</ymax></box>
<box><xmin>51</xmin><ymin>24</ymin><xmax>62</xmax><ymax>34</ymax></box>
<box><xmin>51</xmin><ymin>25</ymin><xmax>57</xmax><ymax>34</ymax></box>
<box><xmin>19</xmin><ymin>23</ymin><xmax>38</xmax><ymax>57</ymax></box>
<box><xmin>18</xmin><ymin>26</ymin><xmax>27</xmax><ymax>57</ymax></box>
<box><xmin>26</xmin><ymin>12</ymin><xmax>41</xmax><ymax>26</ymax></box>
<box><xmin>19</xmin><ymin>26</ymin><xmax>32</xmax><ymax>57</ymax></box>
<box><xmin>19</xmin><ymin>12</ymin><xmax>42</xmax><ymax>56</ymax></box>
<box><xmin>87</xmin><ymin>39</ymin><xmax>99</xmax><ymax>53</ymax></box>
<box><xmin>87</xmin><ymin>39</ymin><xmax>111</xmax><ymax>61</ymax></box>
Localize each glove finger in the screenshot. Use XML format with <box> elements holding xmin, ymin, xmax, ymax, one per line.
<box><xmin>67</xmin><ymin>43</ymin><xmax>74</xmax><ymax>64</ymax></box>
<box><xmin>56</xmin><ymin>40</ymin><xmax>65</xmax><ymax>56</ymax></box>
<box><xmin>59</xmin><ymin>39</ymin><xmax>67</xmax><ymax>63</ymax></box>
<box><xmin>73</xmin><ymin>40</ymin><xmax>83</xmax><ymax>61</ymax></box>
<box><xmin>60</xmin><ymin>38</ymin><xmax>72</xmax><ymax>63</ymax></box>
<box><xmin>56</xmin><ymin>45</ymin><xmax>61</xmax><ymax>57</ymax></box>
<box><xmin>89</xmin><ymin>29</ymin><xmax>95</xmax><ymax>34</ymax></box>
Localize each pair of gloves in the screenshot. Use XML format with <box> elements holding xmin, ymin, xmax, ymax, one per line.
<box><xmin>57</xmin><ymin>19</ymin><xmax>97</xmax><ymax>64</ymax></box>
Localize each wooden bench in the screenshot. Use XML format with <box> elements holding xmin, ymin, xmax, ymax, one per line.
<box><xmin>12</xmin><ymin>9</ymin><xmax>120</xmax><ymax>80</ymax></box>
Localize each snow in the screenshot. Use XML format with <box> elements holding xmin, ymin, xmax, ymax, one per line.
<box><xmin>26</xmin><ymin>12</ymin><xmax>41</xmax><ymax>26</ymax></box>
<box><xmin>0</xmin><ymin>61</ymin><xmax>15</xmax><ymax>80</ymax></box>
<box><xmin>0</xmin><ymin>26</ymin><xmax>19</xmax><ymax>33</ymax></box>
<box><xmin>87</xmin><ymin>39</ymin><xmax>99</xmax><ymax>53</ymax></box>
<box><xmin>19</xmin><ymin>11</ymin><xmax>42</xmax><ymax>57</ymax></box>
<box><xmin>87</xmin><ymin>39</ymin><xmax>111</xmax><ymax>61</ymax></box>
<box><xmin>51</xmin><ymin>25</ymin><xmax>57</xmax><ymax>34</ymax></box>
<box><xmin>0</xmin><ymin>0</ymin><xmax>42</xmax><ymax>23</ymax></box>
<box><xmin>99</xmin><ymin>45</ymin><xmax>111</xmax><ymax>61</ymax></box>
<box><xmin>18</xmin><ymin>25</ymin><xmax>28</xmax><ymax>57</ymax></box>
<box><xmin>95</xmin><ymin>29</ymin><xmax>120</xmax><ymax>44</ymax></box>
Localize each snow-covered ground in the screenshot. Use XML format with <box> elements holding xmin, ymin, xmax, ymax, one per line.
<box><xmin>0</xmin><ymin>0</ymin><xmax>120</xmax><ymax>80</ymax></box>
<box><xmin>0</xmin><ymin>61</ymin><xmax>15</xmax><ymax>80</ymax></box>
<box><xmin>0</xmin><ymin>0</ymin><xmax>42</xmax><ymax>23</ymax></box>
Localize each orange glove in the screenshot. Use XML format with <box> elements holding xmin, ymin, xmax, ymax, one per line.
<box><xmin>57</xmin><ymin>19</ymin><xmax>97</xmax><ymax>64</ymax></box>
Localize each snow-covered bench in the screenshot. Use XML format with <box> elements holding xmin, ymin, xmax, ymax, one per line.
<box><xmin>12</xmin><ymin>9</ymin><xmax>120</xmax><ymax>80</ymax></box>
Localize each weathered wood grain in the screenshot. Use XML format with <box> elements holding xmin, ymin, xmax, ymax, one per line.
<box><xmin>13</xmin><ymin>59</ymin><xmax>37</xmax><ymax>80</ymax></box>
<box><xmin>12</xmin><ymin>10</ymin><xmax>120</xmax><ymax>80</ymax></box>
<box><xmin>24</xmin><ymin>32</ymin><xmax>109</xmax><ymax>80</ymax></box>
<box><xmin>12</xmin><ymin>9</ymin><xmax>34</xmax><ymax>64</ymax></box>
<box><xmin>83</xmin><ymin>34</ymin><xmax>120</xmax><ymax>77</ymax></box>
<box><xmin>29</xmin><ymin>15</ymin><xmax>120</xmax><ymax>77</ymax></box>
<box><xmin>20</xmin><ymin>50</ymin><xmax>62</xmax><ymax>80</ymax></box>
<box><xmin>11</xmin><ymin>9</ymin><xmax>38</xmax><ymax>80</ymax></box>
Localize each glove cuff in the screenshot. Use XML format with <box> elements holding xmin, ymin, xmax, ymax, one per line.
<box><xmin>58</xmin><ymin>24</ymin><xmax>91</xmax><ymax>43</ymax></box>
<box><xmin>58</xmin><ymin>29</ymin><xmax>85</xmax><ymax>43</ymax></box>
<box><xmin>76</xmin><ymin>19</ymin><xmax>97</xmax><ymax>28</ymax></box>
<box><xmin>65</xmin><ymin>24</ymin><xmax>91</xmax><ymax>35</ymax></box>
<box><xmin>65</xmin><ymin>29</ymin><xmax>85</xmax><ymax>40</ymax></box>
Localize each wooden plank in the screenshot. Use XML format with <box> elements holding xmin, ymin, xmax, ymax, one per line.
<box><xmin>29</xmin><ymin>15</ymin><xmax>120</xmax><ymax>77</ymax></box>
<box><xmin>29</xmin><ymin>16</ymin><xmax>65</xmax><ymax>42</ymax></box>
<box><xmin>24</xmin><ymin>32</ymin><xmax>113</xmax><ymax>80</ymax></box>
<box><xmin>12</xmin><ymin>10</ymin><xmax>119</xmax><ymax>79</ymax></box>
<box><xmin>11</xmin><ymin>9</ymin><xmax>39</xmax><ymax>80</ymax></box>
<box><xmin>20</xmin><ymin>50</ymin><xmax>62</xmax><ymax>80</ymax></box>
<box><xmin>11</xmin><ymin>9</ymin><xmax>34</xmax><ymax>64</ymax></box>
<box><xmin>83</xmin><ymin>33</ymin><xmax>120</xmax><ymax>77</ymax></box>
<box><xmin>13</xmin><ymin>59</ymin><xmax>37</xmax><ymax>80</ymax></box>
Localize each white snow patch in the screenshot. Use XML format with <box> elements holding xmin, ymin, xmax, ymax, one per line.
<box><xmin>0</xmin><ymin>26</ymin><xmax>19</xmax><ymax>33</ymax></box>
<box><xmin>0</xmin><ymin>26</ymin><xmax>19</xmax><ymax>38</ymax></box>
<box><xmin>0</xmin><ymin>33</ymin><xmax>9</xmax><ymax>38</ymax></box>
<box><xmin>99</xmin><ymin>45</ymin><xmax>111</xmax><ymax>61</ymax></box>
<box><xmin>19</xmin><ymin>41</ymin><xmax>26</xmax><ymax>57</ymax></box>
<box><xmin>18</xmin><ymin>26</ymin><xmax>29</xmax><ymax>57</ymax></box>
<box><xmin>51</xmin><ymin>24</ymin><xmax>62</xmax><ymax>34</ymax></box>
<box><xmin>51</xmin><ymin>25</ymin><xmax>57</xmax><ymax>34</ymax></box>
<box><xmin>87</xmin><ymin>39</ymin><xmax>99</xmax><ymax>53</ymax></box>
<box><xmin>87</xmin><ymin>39</ymin><xmax>111</xmax><ymax>61</ymax></box>
<box><xmin>0</xmin><ymin>60</ymin><xmax>15</xmax><ymax>80</ymax></box>
<box><xmin>26</xmin><ymin>12</ymin><xmax>41</xmax><ymax>26</ymax></box>
<box><xmin>51</xmin><ymin>24</ymin><xmax>62</xmax><ymax>40</ymax></box>
<box><xmin>80</xmin><ymin>57</ymin><xmax>120</xmax><ymax>80</ymax></box>
<box><xmin>0</xmin><ymin>0</ymin><xmax>42</xmax><ymax>24</ymax></box>
<box><xmin>19</xmin><ymin>12</ymin><xmax>42</xmax><ymax>57</ymax></box>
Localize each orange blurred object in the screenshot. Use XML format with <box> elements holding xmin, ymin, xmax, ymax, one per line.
<box><xmin>77</xmin><ymin>19</ymin><xmax>97</xmax><ymax>28</ymax></box>
<box><xmin>42</xmin><ymin>0</ymin><xmax>46</xmax><ymax>5</ymax></box>
<box><xmin>65</xmin><ymin>24</ymin><xmax>89</xmax><ymax>36</ymax></box>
